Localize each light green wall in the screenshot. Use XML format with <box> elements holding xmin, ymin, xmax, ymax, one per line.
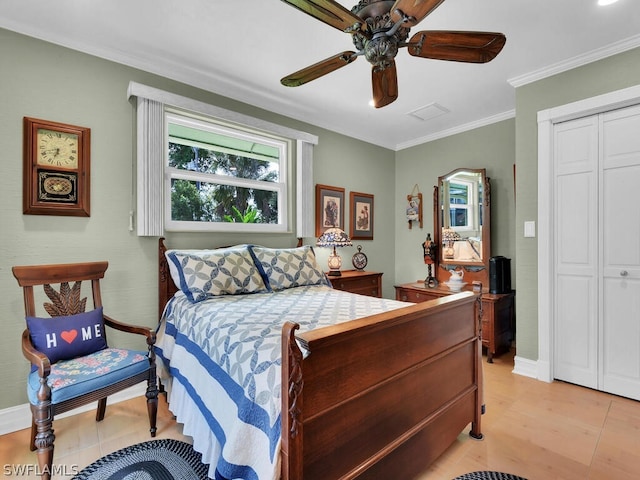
<box><xmin>394</xmin><ymin>120</ymin><xmax>516</xmax><ymax>286</ymax></box>
<box><xmin>3</xmin><ymin>25</ymin><xmax>638</xmax><ymax>412</ymax></box>
<box><xmin>395</xmin><ymin>47</ymin><xmax>640</xmax><ymax>365</ymax></box>
<box><xmin>0</xmin><ymin>29</ymin><xmax>395</xmax><ymax>410</ymax></box>
<box><xmin>514</xmin><ymin>47</ymin><xmax>640</xmax><ymax>360</ymax></box>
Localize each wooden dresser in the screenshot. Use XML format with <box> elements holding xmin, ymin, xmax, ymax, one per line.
<box><xmin>395</xmin><ymin>282</ymin><xmax>515</xmax><ymax>362</ymax></box>
<box><xmin>328</xmin><ymin>270</ymin><xmax>383</xmax><ymax>298</ymax></box>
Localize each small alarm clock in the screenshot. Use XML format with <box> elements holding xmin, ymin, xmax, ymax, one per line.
<box><xmin>352</xmin><ymin>245</ymin><xmax>368</xmax><ymax>271</ymax></box>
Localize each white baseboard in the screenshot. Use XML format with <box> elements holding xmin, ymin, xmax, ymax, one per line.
<box><xmin>512</xmin><ymin>355</ymin><xmax>541</xmax><ymax>380</ymax></box>
<box><xmin>0</xmin><ymin>384</ymin><xmax>147</xmax><ymax>436</ymax></box>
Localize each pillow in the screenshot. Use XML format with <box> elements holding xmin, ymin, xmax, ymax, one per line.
<box><xmin>164</xmin><ymin>245</ymin><xmax>250</xmax><ymax>289</ymax></box>
<box><xmin>27</xmin><ymin>307</ymin><xmax>107</xmax><ymax>365</ymax></box>
<box><xmin>166</xmin><ymin>246</ymin><xmax>267</xmax><ymax>302</ymax></box>
<box><xmin>249</xmin><ymin>245</ymin><xmax>329</xmax><ymax>291</ymax></box>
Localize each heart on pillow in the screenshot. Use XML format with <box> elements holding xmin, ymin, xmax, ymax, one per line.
<box><xmin>60</xmin><ymin>330</ymin><xmax>78</xmax><ymax>344</ymax></box>
<box><xmin>26</xmin><ymin>307</ymin><xmax>107</xmax><ymax>365</ymax></box>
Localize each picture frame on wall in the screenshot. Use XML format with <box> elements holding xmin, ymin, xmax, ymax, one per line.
<box><xmin>315</xmin><ymin>184</ymin><xmax>345</xmax><ymax>236</ymax></box>
<box><xmin>350</xmin><ymin>191</ymin><xmax>374</xmax><ymax>240</ymax></box>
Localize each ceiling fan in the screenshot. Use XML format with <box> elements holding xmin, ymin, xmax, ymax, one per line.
<box><xmin>279</xmin><ymin>0</ymin><xmax>506</xmax><ymax>108</ymax></box>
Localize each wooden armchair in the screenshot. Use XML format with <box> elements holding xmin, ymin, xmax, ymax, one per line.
<box><xmin>12</xmin><ymin>261</ymin><xmax>158</xmax><ymax>480</ymax></box>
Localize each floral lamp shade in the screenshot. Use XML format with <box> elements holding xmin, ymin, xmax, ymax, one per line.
<box><xmin>317</xmin><ymin>227</ymin><xmax>353</xmax><ymax>276</ymax></box>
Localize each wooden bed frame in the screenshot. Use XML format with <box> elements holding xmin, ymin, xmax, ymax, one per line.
<box><xmin>158</xmin><ymin>238</ymin><xmax>483</xmax><ymax>479</ymax></box>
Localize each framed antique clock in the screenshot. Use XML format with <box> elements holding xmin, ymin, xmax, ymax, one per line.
<box><xmin>23</xmin><ymin>117</ymin><xmax>91</xmax><ymax>216</ymax></box>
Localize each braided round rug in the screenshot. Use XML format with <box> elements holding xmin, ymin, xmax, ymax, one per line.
<box><xmin>453</xmin><ymin>472</ymin><xmax>527</xmax><ymax>480</ymax></box>
<box><xmin>72</xmin><ymin>439</ymin><xmax>209</xmax><ymax>480</ymax></box>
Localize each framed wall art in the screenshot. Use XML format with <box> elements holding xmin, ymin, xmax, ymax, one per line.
<box><xmin>315</xmin><ymin>184</ymin><xmax>345</xmax><ymax>236</ymax></box>
<box><xmin>23</xmin><ymin>117</ymin><xmax>91</xmax><ymax>216</ymax></box>
<box><xmin>350</xmin><ymin>191</ymin><xmax>374</xmax><ymax>240</ymax></box>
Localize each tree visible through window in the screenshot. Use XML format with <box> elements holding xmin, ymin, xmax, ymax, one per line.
<box><xmin>448</xmin><ymin>182</ymin><xmax>470</xmax><ymax>228</ymax></box>
<box><xmin>165</xmin><ymin>112</ymin><xmax>288</xmax><ymax>232</ymax></box>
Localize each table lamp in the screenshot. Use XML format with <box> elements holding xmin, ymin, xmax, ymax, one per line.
<box><xmin>316</xmin><ymin>227</ymin><xmax>353</xmax><ymax>276</ymax></box>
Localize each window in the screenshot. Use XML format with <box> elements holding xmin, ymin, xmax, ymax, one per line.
<box><xmin>165</xmin><ymin>112</ymin><xmax>289</xmax><ymax>232</ymax></box>
<box><xmin>128</xmin><ymin>82</ymin><xmax>317</xmax><ymax>237</ymax></box>
<box><xmin>448</xmin><ymin>181</ymin><xmax>470</xmax><ymax>229</ymax></box>
<box><xmin>447</xmin><ymin>179</ymin><xmax>480</xmax><ymax>231</ymax></box>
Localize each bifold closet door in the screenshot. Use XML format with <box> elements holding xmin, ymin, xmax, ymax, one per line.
<box><xmin>553</xmin><ymin>116</ymin><xmax>599</xmax><ymax>389</ymax></box>
<box><xmin>553</xmin><ymin>105</ymin><xmax>640</xmax><ymax>401</ymax></box>
<box><xmin>600</xmin><ymin>105</ymin><xmax>640</xmax><ymax>401</ymax></box>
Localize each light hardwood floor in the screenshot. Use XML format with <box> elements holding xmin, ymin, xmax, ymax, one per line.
<box><xmin>1</xmin><ymin>349</ymin><xmax>639</xmax><ymax>479</ymax></box>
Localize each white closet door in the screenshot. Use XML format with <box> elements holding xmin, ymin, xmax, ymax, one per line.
<box><xmin>553</xmin><ymin>116</ymin><xmax>599</xmax><ymax>388</ymax></box>
<box><xmin>600</xmin><ymin>105</ymin><xmax>640</xmax><ymax>400</ymax></box>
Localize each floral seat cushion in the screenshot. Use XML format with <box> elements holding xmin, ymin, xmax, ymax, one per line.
<box><xmin>27</xmin><ymin>348</ymin><xmax>149</xmax><ymax>405</ymax></box>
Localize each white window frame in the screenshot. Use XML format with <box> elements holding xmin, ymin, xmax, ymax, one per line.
<box><xmin>164</xmin><ymin>111</ymin><xmax>289</xmax><ymax>233</ymax></box>
<box><xmin>448</xmin><ymin>179</ymin><xmax>479</xmax><ymax>232</ymax></box>
<box><xmin>127</xmin><ymin>82</ymin><xmax>318</xmax><ymax>237</ymax></box>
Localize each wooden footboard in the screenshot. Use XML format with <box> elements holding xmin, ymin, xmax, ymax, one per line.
<box><xmin>281</xmin><ymin>292</ymin><xmax>482</xmax><ymax>480</ymax></box>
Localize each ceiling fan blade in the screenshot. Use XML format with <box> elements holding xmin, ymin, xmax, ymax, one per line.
<box><xmin>407</xmin><ymin>31</ymin><xmax>506</xmax><ymax>63</ymax></box>
<box><xmin>281</xmin><ymin>51</ymin><xmax>358</xmax><ymax>87</ymax></box>
<box><xmin>371</xmin><ymin>61</ymin><xmax>398</xmax><ymax>108</ymax></box>
<box><xmin>280</xmin><ymin>0</ymin><xmax>366</xmax><ymax>34</ymax></box>
<box><xmin>390</xmin><ymin>0</ymin><xmax>446</xmax><ymax>27</ymax></box>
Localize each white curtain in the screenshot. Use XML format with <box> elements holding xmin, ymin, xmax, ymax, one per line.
<box><xmin>296</xmin><ymin>139</ymin><xmax>314</xmax><ymax>238</ymax></box>
<box><xmin>135</xmin><ymin>97</ymin><xmax>164</xmax><ymax>236</ymax></box>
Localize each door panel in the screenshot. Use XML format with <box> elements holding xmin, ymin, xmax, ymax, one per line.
<box><xmin>602</xmin><ymin>278</ymin><xmax>640</xmax><ymax>399</ymax></box>
<box><xmin>553</xmin><ymin>117</ymin><xmax>598</xmax><ymax>387</ymax></box>
<box><xmin>600</xmin><ymin>105</ymin><xmax>640</xmax><ymax>400</ymax></box>
<box><xmin>555</xmin><ymin>275</ymin><xmax>598</xmax><ymax>387</ymax></box>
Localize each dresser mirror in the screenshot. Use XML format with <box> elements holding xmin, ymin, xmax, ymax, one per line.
<box><xmin>434</xmin><ymin>168</ymin><xmax>491</xmax><ymax>286</ymax></box>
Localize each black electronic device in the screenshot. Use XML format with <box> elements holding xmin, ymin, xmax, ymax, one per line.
<box><xmin>489</xmin><ymin>256</ymin><xmax>511</xmax><ymax>294</ymax></box>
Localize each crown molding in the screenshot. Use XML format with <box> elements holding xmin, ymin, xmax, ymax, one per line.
<box><xmin>508</xmin><ymin>34</ymin><xmax>640</xmax><ymax>88</ymax></box>
<box><xmin>395</xmin><ymin>110</ymin><xmax>516</xmax><ymax>151</ymax></box>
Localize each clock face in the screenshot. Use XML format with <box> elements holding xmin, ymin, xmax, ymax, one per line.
<box><xmin>36</xmin><ymin>128</ymin><xmax>79</xmax><ymax>169</ymax></box>
<box><xmin>352</xmin><ymin>246</ymin><xmax>368</xmax><ymax>271</ymax></box>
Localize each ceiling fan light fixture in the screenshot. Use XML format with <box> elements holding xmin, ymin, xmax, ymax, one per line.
<box><xmin>280</xmin><ymin>0</ymin><xmax>506</xmax><ymax>108</ymax></box>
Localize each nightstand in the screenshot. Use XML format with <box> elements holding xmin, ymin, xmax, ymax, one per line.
<box><xmin>395</xmin><ymin>282</ymin><xmax>515</xmax><ymax>362</ymax></box>
<box><xmin>328</xmin><ymin>270</ymin><xmax>383</xmax><ymax>298</ymax></box>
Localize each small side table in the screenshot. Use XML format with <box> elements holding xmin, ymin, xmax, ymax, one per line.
<box><xmin>328</xmin><ymin>270</ymin><xmax>383</xmax><ymax>298</ymax></box>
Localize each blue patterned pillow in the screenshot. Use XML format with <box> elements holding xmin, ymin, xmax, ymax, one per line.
<box><xmin>165</xmin><ymin>246</ymin><xmax>247</xmax><ymax>289</ymax></box>
<box><xmin>249</xmin><ymin>245</ymin><xmax>329</xmax><ymax>291</ymax></box>
<box><xmin>27</xmin><ymin>307</ymin><xmax>107</xmax><ymax>365</ymax></box>
<box><xmin>166</xmin><ymin>246</ymin><xmax>267</xmax><ymax>302</ymax></box>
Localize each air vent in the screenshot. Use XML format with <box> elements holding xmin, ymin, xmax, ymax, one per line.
<box><xmin>407</xmin><ymin>103</ymin><xmax>450</xmax><ymax>121</ymax></box>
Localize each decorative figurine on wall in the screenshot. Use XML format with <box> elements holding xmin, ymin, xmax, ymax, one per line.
<box><xmin>423</xmin><ymin>233</ymin><xmax>437</xmax><ymax>287</ymax></box>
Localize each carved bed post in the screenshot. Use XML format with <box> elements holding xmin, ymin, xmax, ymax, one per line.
<box><xmin>470</xmin><ymin>292</ymin><xmax>484</xmax><ymax>440</ymax></box>
<box><xmin>281</xmin><ymin>322</ymin><xmax>304</xmax><ymax>480</ymax></box>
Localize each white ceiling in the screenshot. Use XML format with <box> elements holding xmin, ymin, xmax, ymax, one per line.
<box><xmin>1</xmin><ymin>0</ymin><xmax>639</xmax><ymax>150</ymax></box>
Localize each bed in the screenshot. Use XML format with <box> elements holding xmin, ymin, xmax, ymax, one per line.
<box><xmin>155</xmin><ymin>238</ymin><xmax>483</xmax><ymax>480</ymax></box>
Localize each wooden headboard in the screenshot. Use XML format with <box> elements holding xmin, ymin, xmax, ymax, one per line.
<box><xmin>158</xmin><ymin>237</ymin><xmax>177</xmax><ymax>320</ymax></box>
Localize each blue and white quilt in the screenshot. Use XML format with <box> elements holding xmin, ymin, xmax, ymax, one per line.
<box><xmin>155</xmin><ymin>285</ymin><xmax>409</xmax><ymax>480</ymax></box>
